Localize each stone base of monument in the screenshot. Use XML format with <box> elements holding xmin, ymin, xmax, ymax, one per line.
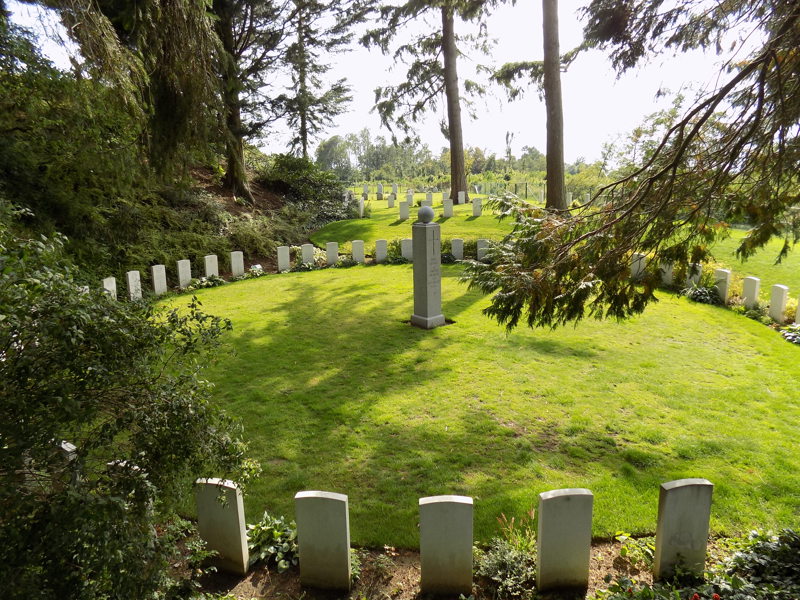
<box><xmin>410</xmin><ymin>313</ymin><xmax>446</xmax><ymax>329</ymax></box>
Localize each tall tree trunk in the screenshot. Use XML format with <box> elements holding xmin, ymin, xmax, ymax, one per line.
<box><xmin>542</xmin><ymin>0</ymin><xmax>565</xmax><ymax>210</ymax></box>
<box><xmin>297</xmin><ymin>7</ymin><xmax>309</xmax><ymax>160</ymax></box>
<box><xmin>214</xmin><ymin>0</ymin><xmax>255</xmax><ymax>204</ymax></box>
<box><xmin>441</xmin><ymin>6</ymin><xmax>469</xmax><ymax>202</ymax></box>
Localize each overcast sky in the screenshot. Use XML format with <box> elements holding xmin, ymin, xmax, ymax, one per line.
<box><xmin>10</xmin><ymin>0</ymin><xmax>740</xmax><ymax>163</ymax></box>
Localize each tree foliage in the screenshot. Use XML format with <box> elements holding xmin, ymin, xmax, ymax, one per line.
<box><xmin>466</xmin><ymin>0</ymin><xmax>800</xmax><ymax>330</ymax></box>
<box><xmin>272</xmin><ymin>0</ymin><xmax>366</xmax><ymax>160</ymax></box>
<box><xmin>0</xmin><ymin>204</ymin><xmax>256</xmax><ymax>599</ymax></box>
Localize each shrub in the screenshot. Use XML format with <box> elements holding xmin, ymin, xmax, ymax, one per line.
<box><xmin>780</xmin><ymin>323</ymin><xmax>800</xmax><ymax>344</ymax></box>
<box><xmin>247</xmin><ymin>512</ymin><xmax>299</xmax><ymax>572</ymax></box>
<box><xmin>681</xmin><ymin>284</ymin><xmax>723</xmax><ymax>305</ymax></box>
<box><xmin>256</xmin><ymin>154</ymin><xmax>354</xmax><ymax>231</ymax></box>
<box><xmin>475</xmin><ymin>539</ymin><xmax>537</xmax><ymax>600</ymax></box>
<box><xmin>0</xmin><ymin>213</ymin><xmax>255</xmax><ymax>599</ymax></box>
<box><xmin>614</xmin><ymin>531</ymin><xmax>655</xmax><ymax>569</ymax></box>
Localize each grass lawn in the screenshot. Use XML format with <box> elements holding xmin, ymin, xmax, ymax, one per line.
<box><xmin>165</xmin><ymin>264</ymin><xmax>800</xmax><ymax>548</ymax></box>
<box><xmin>310</xmin><ymin>195</ymin><xmax>511</xmax><ymax>252</ymax></box>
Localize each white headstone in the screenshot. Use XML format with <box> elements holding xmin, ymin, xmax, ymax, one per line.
<box><xmin>654</xmin><ymin>478</ymin><xmax>713</xmax><ymax>580</ymax></box>
<box><xmin>375</xmin><ymin>239</ymin><xmax>387</xmax><ymax>264</ymax></box>
<box><xmin>477</xmin><ymin>239</ymin><xmax>489</xmax><ymax>261</ymax></box>
<box><xmin>419</xmin><ymin>495</ymin><xmax>473</xmax><ymax>595</ymax></box>
<box><xmin>685</xmin><ymin>263</ymin><xmax>702</xmax><ymax>286</ymax></box>
<box><xmin>126</xmin><ymin>270</ymin><xmax>142</xmax><ymax>301</ymax></box>
<box><xmin>473</xmin><ymin>197</ymin><xmax>482</xmax><ymax>217</ymax></box>
<box><xmin>277</xmin><ymin>246</ymin><xmax>290</xmax><ymax>272</ymax></box>
<box><xmin>204</xmin><ymin>255</ymin><xmax>219</xmax><ymax>278</ymax></box>
<box><xmin>230</xmin><ymin>251</ymin><xmax>244</xmax><ymax>278</ymax></box>
<box><xmin>295</xmin><ymin>491</ymin><xmax>351</xmax><ymax>590</ymax></box>
<box><xmin>352</xmin><ymin>240</ymin><xmax>365</xmax><ymax>264</ymax></box>
<box><xmin>660</xmin><ymin>262</ymin><xmax>674</xmax><ymax>286</ymax></box>
<box><xmin>392</xmin><ymin>183</ymin><xmax>398</xmax><ymax>195</ymax></box>
<box><xmin>151</xmin><ymin>265</ymin><xmax>167</xmax><ymax>296</ymax></box>
<box><xmin>301</xmin><ymin>243</ymin><xmax>315</xmax><ymax>265</ymax></box>
<box><xmin>377</xmin><ymin>183</ymin><xmax>384</xmax><ymax>200</ymax></box>
<box><xmin>769</xmin><ymin>284</ymin><xmax>789</xmax><ymax>322</ymax></box>
<box><xmin>537</xmin><ymin>488</ymin><xmax>593</xmax><ymax>590</ymax></box>
<box><xmin>451</xmin><ymin>238</ymin><xmax>464</xmax><ymax>260</ymax></box>
<box><xmin>425</xmin><ymin>192</ymin><xmax>433</xmax><ymax>205</ymax></box>
<box><xmin>195</xmin><ymin>478</ymin><xmax>249</xmax><ymax>575</ymax></box>
<box><xmin>443</xmin><ymin>198</ymin><xmax>453</xmax><ymax>218</ymax></box>
<box><xmin>411</xmin><ymin>207</ymin><xmax>445</xmax><ymax>329</ymax></box>
<box><xmin>742</xmin><ymin>276</ymin><xmax>760</xmax><ymax>308</ymax></box>
<box><xmin>102</xmin><ymin>276</ymin><xmax>117</xmax><ymax>300</ymax></box>
<box><xmin>362</xmin><ymin>183</ymin><xmax>369</xmax><ymax>195</ymax></box>
<box><xmin>458</xmin><ymin>191</ymin><xmax>466</xmax><ymax>205</ymax></box>
<box><xmin>399</xmin><ymin>201</ymin><xmax>410</xmax><ymax>220</ymax></box>
<box><xmin>631</xmin><ymin>253</ymin><xmax>647</xmax><ymax>281</ymax></box>
<box><xmin>401</xmin><ymin>238</ymin><xmax>413</xmax><ymax>261</ymax></box>
<box><xmin>406</xmin><ymin>191</ymin><xmax>414</xmax><ymax>205</ymax></box>
<box><xmin>177</xmin><ymin>259</ymin><xmax>191</xmax><ymax>289</ymax></box>
<box><xmin>387</xmin><ymin>194</ymin><xmax>395</xmax><ymax>208</ymax></box>
<box><xmin>441</xmin><ymin>191</ymin><xmax>448</xmax><ymax>203</ymax></box>
<box><xmin>714</xmin><ymin>268</ymin><xmax>731</xmax><ymax>304</ymax></box>
<box><xmin>358</xmin><ymin>196</ymin><xmax>365</xmax><ymax>218</ymax></box>
<box><xmin>326</xmin><ymin>242</ymin><xmax>339</xmax><ymax>266</ymax></box>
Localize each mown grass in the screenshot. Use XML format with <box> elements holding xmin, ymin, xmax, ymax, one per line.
<box><xmin>166</xmin><ymin>264</ymin><xmax>800</xmax><ymax>548</ymax></box>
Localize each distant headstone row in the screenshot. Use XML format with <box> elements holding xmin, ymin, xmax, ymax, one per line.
<box><xmin>630</xmin><ymin>253</ymin><xmax>799</xmax><ymax>323</ymax></box>
<box><xmin>195</xmin><ymin>478</ymin><xmax>714</xmax><ymax>593</ymax></box>
<box><xmin>275</xmin><ymin>237</ymin><xmax>492</xmax><ymax>272</ymax></box>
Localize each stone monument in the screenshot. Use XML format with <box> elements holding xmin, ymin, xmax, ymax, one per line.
<box><xmin>411</xmin><ymin>206</ymin><xmax>445</xmax><ymax>329</ymax></box>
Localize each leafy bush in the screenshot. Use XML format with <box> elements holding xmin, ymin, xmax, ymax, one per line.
<box><xmin>247</xmin><ymin>512</ymin><xmax>298</xmax><ymax>572</ymax></box>
<box><xmin>186</xmin><ymin>275</ymin><xmax>227</xmax><ymax>291</ymax></box>
<box><xmin>442</xmin><ymin>251</ymin><xmax>457</xmax><ymax>264</ymax></box>
<box><xmin>0</xmin><ymin>212</ymin><xmax>255</xmax><ymax>599</ymax></box>
<box><xmin>681</xmin><ymin>284</ymin><xmax>723</xmax><ymax>305</ymax></box>
<box><xmin>256</xmin><ymin>154</ymin><xmax>354</xmax><ymax>231</ymax></box>
<box><xmin>385</xmin><ymin>239</ymin><xmax>410</xmax><ymax>264</ymax></box>
<box><xmin>593</xmin><ymin>530</ymin><xmax>800</xmax><ymax>600</ymax></box>
<box><xmin>334</xmin><ymin>256</ymin><xmax>359</xmax><ymax>268</ymax></box>
<box><xmin>497</xmin><ymin>508</ymin><xmax>536</xmax><ymax>554</ymax></box>
<box><xmin>475</xmin><ymin>539</ymin><xmax>537</xmax><ymax>600</ymax></box>
<box><xmin>780</xmin><ymin>323</ymin><xmax>800</xmax><ymax>344</ymax></box>
<box><xmin>614</xmin><ymin>531</ymin><xmax>655</xmax><ymax>569</ymax></box>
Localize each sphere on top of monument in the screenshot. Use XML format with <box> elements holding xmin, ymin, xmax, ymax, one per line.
<box><xmin>417</xmin><ymin>205</ymin><xmax>435</xmax><ymax>224</ymax></box>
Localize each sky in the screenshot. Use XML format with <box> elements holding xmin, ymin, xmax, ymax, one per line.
<box><xmin>9</xmin><ymin>0</ymin><xmax>742</xmax><ymax>163</ymax></box>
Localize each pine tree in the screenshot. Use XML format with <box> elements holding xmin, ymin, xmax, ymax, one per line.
<box><xmin>273</xmin><ymin>0</ymin><xmax>368</xmax><ymax>159</ymax></box>
<box><xmin>363</xmin><ymin>0</ymin><xmax>497</xmax><ymax>202</ymax></box>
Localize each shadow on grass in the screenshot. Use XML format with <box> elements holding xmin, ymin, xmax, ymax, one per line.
<box><xmin>197</xmin><ymin>266</ymin><xmax>800</xmax><ymax>547</ymax></box>
<box><xmin>465</xmin><ymin>215</ymin><xmax>479</xmax><ymax>221</ymax></box>
<box><xmin>389</xmin><ymin>219</ymin><xmax>408</xmax><ymax>226</ymax></box>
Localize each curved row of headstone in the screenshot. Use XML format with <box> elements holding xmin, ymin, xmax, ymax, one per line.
<box><xmin>100</xmin><ymin>251</ymin><xmax>246</xmax><ymax>301</ymax></box>
<box><xmin>630</xmin><ymin>252</ymin><xmax>799</xmax><ymax>323</ymax></box>
<box><xmin>194</xmin><ymin>478</ymin><xmax>714</xmax><ymax>593</ymax></box>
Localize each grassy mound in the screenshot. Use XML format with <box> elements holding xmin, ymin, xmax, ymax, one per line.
<box><xmin>166</xmin><ymin>264</ymin><xmax>799</xmax><ymax>548</ymax></box>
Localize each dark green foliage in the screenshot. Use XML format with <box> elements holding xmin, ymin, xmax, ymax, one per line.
<box><xmin>475</xmin><ymin>538</ymin><xmax>537</xmax><ymax>600</ymax></box>
<box><xmin>0</xmin><ymin>211</ymin><xmax>255</xmax><ymax>599</ymax></box>
<box><xmin>247</xmin><ymin>512</ymin><xmax>299</xmax><ymax>572</ymax></box>
<box><xmin>256</xmin><ymin>154</ymin><xmax>354</xmax><ymax>230</ymax></box>
<box><xmin>595</xmin><ymin>530</ymin><xmax>800</xmax><ymax>600</ymax></box>
<box><xmin>780</xmin><ymin>323</ymin><xmax>800</xmax><ymax>345</ymax></box>
<box><xmin>681</xmin><ymin>285</ymin><xmax>723</xmax><ymax>306</ymax></box>
<box><xmin>441</xmin><ymin>251</ymin><xmax>456</xmax><ymax>264</ymax></box>
<box><xmin>728</xmin><ymin>530</ymin><xmax>800</xmax><ymax>592</ymax></box>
